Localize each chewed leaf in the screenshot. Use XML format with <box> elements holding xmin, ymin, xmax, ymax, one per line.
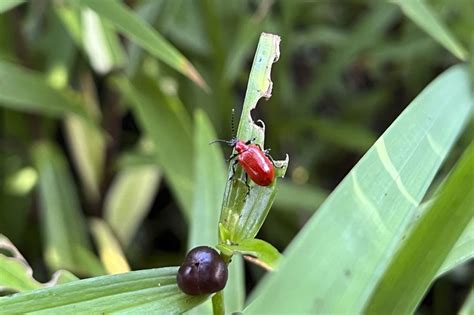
<box><xmin>219</xmin><ymin>33</ymin><xmax>289</xmax><ymax>244</ymax></box>
<box><xmin>0</xmin><ymin>234</ymin><xmax>78</xmax><ymax>292</ymax></box>
<box><xmin>0</xmin><ymin>235</ymin><xmax>41</xmax><ymax>292</ymax></box>
<box><xmin>217</xmin><ymin>239</ymin><xmax>282</xmax><ymax>271</ymax></box>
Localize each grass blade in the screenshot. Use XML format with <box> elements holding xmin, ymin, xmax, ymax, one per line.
<box><xmin>112</xmin><ymin>75</ymin><xmax>194</xmax><ymax>217</ymax></box>
<box><xmin>104</xmin><ymin>160</ymin><xmax>161</xmax><ymax>247</ymax></box>
<box><xmin>81</xmin><ymin>7</ymin><xmax>126</xmax><ymax>74</ymax></box>
<box><xmin>437</xmin><ymin>218</ymin><xmax>474</xmax><ymax>278</ymax></box>
<box><xmin>364</xmin><ymin>143</ymin><xmax>474</xmax><ymax>313</ymax></box>
<box><xmin>0</xmin><ymin>268</ymin><xmax>207</xmax><ymax>313</ymax></box>
<box><xmin>79</xmin><ymin>0</ymin><xmax>208</xmax><ymax>91</ymax></box>
<box><xmin>90</xmin><ymin>219</ymin><xmax>130</xmax><ymax>275</ymax></box>
<box><xmin>396</xmin><ymin>0</ymin><xmax>468</xmax><ymax>61</ymax></box>
<box><xmin>32</xmin><ymin>141</ymin><xmax>105</xmax><ymax>276</ymax></box>
<box><xmin>245</xmin><ymin>64</ymin><xmax>473</xmax><ymax>314</ymax></box>
<box><xmin>0</xmin><ymin>61</ymin><xmax>88</xmax><ymax>119</ymax></box>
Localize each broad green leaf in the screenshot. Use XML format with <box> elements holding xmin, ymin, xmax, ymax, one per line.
<box><xmin>90</xmin><ymin>219</ymin><xmax>130</xmax><ymax>275</ymax></box>
<box><xmin>0</xmin><ymin>234</ymin><xmax>78</xmax><ymax>292</ymax></box>
<box><xmin>245</xmin><ymin>64</ymin><xmax>473</xmax><ymax>314</ymax></box>
<box><xmin>364</xmin><ymin>143</ymin><xmax>474</xmax><ymax>314</ymax></box>
<box><xmin>187</xmin><ymin>109</ymin><xmax>245</xmax><ymax>314</ymax></box>
<box><xmin>0</xmin><ymin>268</ymin><xmax>208</xmax><ymax>313</ymax></box>
<box><xmin>0</xmin><ymin>0</ymin><xmax>24</xmax><ymax>14</ymax></box>
<box><xmin>219</xmin><ymin>32</ymin><xmax>289</xmax><ymax>243</ymax></box>
<box><xmin>460</xmin><ymin>287</ymin><xmax>474</xmax><ymax>315</ymax></box>
<box><xmin>112</xmin><ymin>75</ymin><xmax>194</xmax><ymax>218</ymax></box>
<box><xmin>396</xmin><ymin>0</ymin><xmax>468</xmax><ymax>61</ymax></box>
<box><xmin>437</xmin><ymin>218</ymin><xmax>474</xmax><ymax>278</ymax></box>
<box><xmin>81</xmin><ymin>7</ymin><xmax>126</xmax><ymax>74</ymax></box>
<box><xmin>217</xmin><ymin>238</ymin><xmax>282</xmax><ymax>271</ymax></box>
<box><xmin>0</xmin><ymin>61</ymin><xmax>87</xmax><ymax>119</ymax></box>
<box><xmin>32</xmin><ymin>142</ymin><xmax>105</xmax><ymax>276</ymax></box>
<box><xmin>78</xmin><ymin>0</ymin><xmax>208</xmax><ymax>91</ymax></box>
<box><xmin>104</xmin><ymin>160</ymin><xmax>161</xmax><ymax>247</ymax></box>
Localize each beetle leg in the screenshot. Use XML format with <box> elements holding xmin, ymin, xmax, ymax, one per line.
<box><xmin>229</xmin><ymin>159</ymin><xmax>239</xmax><ymax>181</ymax></box>
<box><xmin>264</xmin><ymin>150</ymin><xmax>284</xmax><ymax>168</ymax></box>
<box><xmin>243</xmin><ymin>172</ymin><xmax>251</xmax><ymax>198</ymax></box>
<box><xmin>227</xmin><ymin>152</ymin><xmax>239</xmax><ymax>162</ymax></box>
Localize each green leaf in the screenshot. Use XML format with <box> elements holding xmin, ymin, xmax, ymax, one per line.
<box><xmin>364</xmin><ymin>143</ymin><xmax>474</xmax><ymax>314</ymax></box>
<box><xmin>0</xmin><ymin>0</ymin><xmax>24</xmax><ymax>13</ymax></box>
<box><xmin>217</xmin><ymin>239</ymin><xmax>282</xmax><ymax>271</ymax></box>
<box><xmin>90</xmin><ymin>219</ymin><xmax>130</xmax><ymax>275</ymax></box>
<box><xmin>0</xmin><ymin>268</ymin><xmax>208</xmax><ymax>313</ymax></box>
<box><xmin>219</xmin><ymin>32</ymin><xmax>289</xmax><ymax>243</ymax></box>
<box><xmin>437</xmin><ymin>218</ymin><xmax>474</xmax><ymax>278</ymax></box>
<box><xmin>245</xmin><ymin>64</ymin><xmax>473</xmax><ymax>314</ymax></box>
<box><xmin>81</xmin><ymin>7</ymin><xmax>126</xmax><ymax>74</ymax></box>
<box><xmin>0</xmin><ymin>234</ymin><xmax>78</xmax><ymax>292</ymax></box>
<box><xmin>189</xmin><ymin>110</ymin><xmax>226</xmax><ymax>248</ymax></box>
<box><xmin>460</xmin><ymin>287</ymin><xmax>474</xmax><ymax>315</ymax></box>
<box><xmin>112</xmin><ymin>75</ymin><xmax>194</xmax><ymax>218</ymax></box>
<box><xmin>78</xmin><ymin>0</ymin><xmax>208</xmax><ymax>91</ymax></box>
<box><xmin>0</xmin><ymin>234</ymin><xmax>41</xmax><ymax>292</ymax></box>
<box><xmin>104</xmin><ymin>157</ymin><xmax>161</xmax><ymax>247</ymax></box>
<box><xmin>32</xmin><ymin>141</ymin><xmax>105</xmax><ymax>276</ymax></box>
<box><xmin>396</xmin><ymin>0</ymin><xmax>468</xmax><ymax>61</ymax></box>
<box><xmin>0</xmin><ymin>61</ymin><xmax>88</xmax><ymax>118</ymax></box>
<box><xmin>187</xmin><ymin>109</ymin><xmax>245</xmax><ymax>314</ymax></box>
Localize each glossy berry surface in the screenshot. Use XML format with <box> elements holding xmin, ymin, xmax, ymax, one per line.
<box><xmin>177</xmin><ymin>246</ymin><xmax>228</xmax><ymax>296</ymax></box>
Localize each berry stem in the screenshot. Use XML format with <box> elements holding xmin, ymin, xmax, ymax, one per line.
<box><xmin>212</xmin><ymin>290</ymin><xmax>225</xmax><ymax>315</ymax></box>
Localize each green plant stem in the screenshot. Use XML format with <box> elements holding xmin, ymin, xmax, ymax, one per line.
<box><xmin>212</xmin><ymin>252</ymin><xmax>232</xmax><ymax>315</ymax></box>
<box><xmin>212</xmin><ymin>290</ymin><xmax>225</xmax><ymax>315</ymax></box>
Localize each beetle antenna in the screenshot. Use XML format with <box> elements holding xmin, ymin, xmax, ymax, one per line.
<box><xmin>209</xmin><ymin>139</ymin><xmax>234</xmax><ymax>146</ymax></box>
<box><xmin>231</xmin><ymin>108</ymin><xmax>236</xmax><ymax>138</ymax></box>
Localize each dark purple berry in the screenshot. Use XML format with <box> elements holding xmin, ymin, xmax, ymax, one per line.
<box><xmin>177</xmin><ymin>246</ymin><xmax>228</xmax><ymax>295</ymax></box>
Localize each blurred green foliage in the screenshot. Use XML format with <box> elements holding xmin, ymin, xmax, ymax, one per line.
<box><xmin>0</xmin><ymin>0</ymin><xmax>472</xmax><ymax>314</ymax></box>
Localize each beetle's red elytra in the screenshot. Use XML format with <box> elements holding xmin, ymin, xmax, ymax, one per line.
<box><xmin>211</xmin><ymin>138</ymin><xmax>276</xmax><ymax>187</ymax></box>
<box><xmin>234</xmin><ymin>140</ymin><xmax>275</xmax><ymax>186</ymax></box>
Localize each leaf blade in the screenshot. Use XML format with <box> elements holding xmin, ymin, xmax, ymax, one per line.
<box><xmin>396</xmin><ymin>0</ymin><xmax>468</xmax><ymax>60</ymax></box>
<box><xmin>364</xmin><ymin>143</ymin><xmax>474</xmax><ymax>314</ymax></box>
<box><xmin>32</xmin><ymin>141</ymin><xmax>105</xmax><ymax>276</ymax></box>
<box><xmin>245</xmin><ymin>64</ymin><xmax>473</xmax><ymax>314</ymax></box>
<box><xmin>79</xmin><ymin>0</ymin><xmax>208</xmax><ymax>91</ymax></box>
<box><xmin>0</xmin><ymin>268</ymin><xmax>207</xmax><ymax>313</ymax></box>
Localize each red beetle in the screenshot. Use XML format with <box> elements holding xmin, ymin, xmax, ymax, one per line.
<box><xmin>212</xmin><ymin>138</ymin><xmax>276</xmax><ymax>187</ymax></box>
